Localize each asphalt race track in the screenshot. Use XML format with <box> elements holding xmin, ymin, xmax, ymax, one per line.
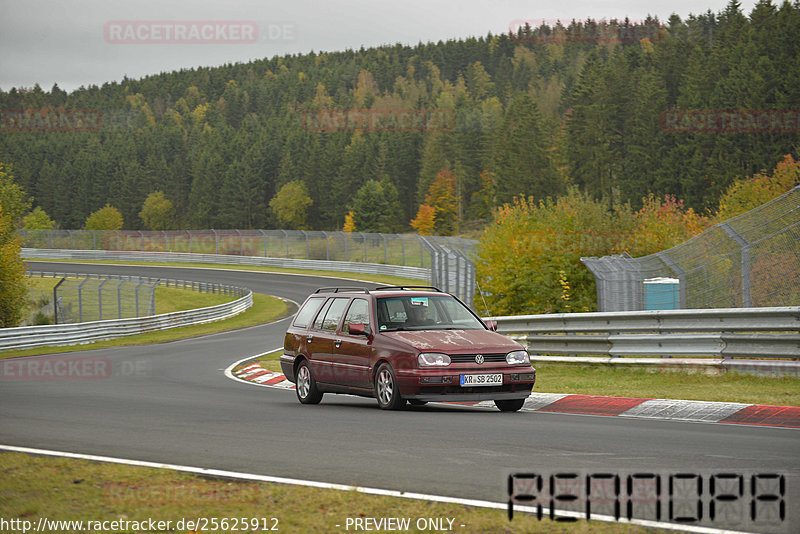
<box><xmin>3</xmin><ymin>261</ymin><xmax>799</xmax><ymax>532</ymax></box>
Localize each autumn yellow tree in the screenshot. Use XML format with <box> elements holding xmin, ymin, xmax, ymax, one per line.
<box><xmin>343</xmin><ymin>211</ymin><xmax>356</xmax><ymax>232</ymax></box>
<box><xmin>270</xmin><ymin>180</ymin><xmax>313</xmax><ymax>229</ymax></box>
<box><xmin>85</xmin><ymin>204</ymin><xmax>124</xmax><ymax>230</ymax></box>
<box><xmin>410</xmin><ymin>204</ymin><xmax>436</xmax><ymax>235</ymax></box>
<box><xmin>139</xmin><ymin>191</ymin><xmax>175</xmax><ymax>230</ymax></box>
<box><xmin>716</xmin><ymin>155</ymin><xmax>800</xmax><ymax>220</ymax></box>
<box><xmin>0</xmin><ymin>204</ymin><xmax>26</xmax><ymax>327</ymax></box>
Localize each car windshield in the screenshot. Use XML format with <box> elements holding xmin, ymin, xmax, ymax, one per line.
<box><xmin>376</xmin><ymin>295</ymin><xmax>485</xmax><ymax>332</ymax></box>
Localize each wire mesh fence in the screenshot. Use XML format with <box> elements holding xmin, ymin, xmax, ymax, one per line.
<box><xmin>17</xmin><ymin>229</ymin><xmax>476</xmax><ymax>267</ymax></box>
<box><xmin>26</xmin><ymin>271</ymin><xmax>247</xmax><ymax>324</ymax></box>
<box><xmin>581</xmin><ymin>186</ymin><xmax>800</xmax><ymax>311</ymax></box>
<box><xmin>19</xmin><ymin>229</ymin><xmax>479</xmax><ymax>307</ymax></box>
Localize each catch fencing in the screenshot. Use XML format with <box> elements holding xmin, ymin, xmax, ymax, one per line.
<box><xmin>19</xmin><ymin>230</ymin><xmax>479</xmax><ymax>306</ymax></box>
<box><xmin>26</xmin><ymin>271</ymin><xmax>247</xmax><ymax>325</ymax></box>
<box><xmin>582</xmin><ymin>186</ymin><xmax>800</xmax><ymax>311</ymax></box>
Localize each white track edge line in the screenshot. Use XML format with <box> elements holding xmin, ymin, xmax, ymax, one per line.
<box><xmin>0</xmin><ymin>444</ymin><xmax>752</xmax><ymax>534</ymax></box>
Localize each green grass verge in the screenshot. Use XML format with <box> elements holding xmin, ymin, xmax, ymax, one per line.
<box><xmin>0</xmin><ymin>451</ymin><xmax>665</xmax><ymax>534</ymax></box>
<box><xmin>237</xmin><ymin>354</ymin><xmax>799</xmax><ymax>407</ymax></box>
<box><xmin>3</xmin><ymin>293</ymin><xmax>291</xmax><ymax>360</ymax></box>
<box><xmin>25</xmin><ymin>258</ymin><xmax>426</xmax><ymax>287</ymax></box>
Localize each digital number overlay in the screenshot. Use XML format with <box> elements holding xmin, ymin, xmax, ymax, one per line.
<box><xmin>507</xmin><ymin>470</ymin><xmax>789</xmax><ymax>532</ymax></box>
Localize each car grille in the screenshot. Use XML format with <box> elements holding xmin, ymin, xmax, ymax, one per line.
<box><xmin>449</xmin><ymin>353</ymin><xmax>507</xmax><ymax>364</ymax></box>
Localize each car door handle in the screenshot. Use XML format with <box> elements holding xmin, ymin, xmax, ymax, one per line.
<box><xmin>334</xmin><ymin>339</ymin><xmax>342</xmax><ymax>348</ymax></box>
<box><xmin>306</xmin><ymin>335</ymin><xmax>313</xmax><ymax>343</ymax></box>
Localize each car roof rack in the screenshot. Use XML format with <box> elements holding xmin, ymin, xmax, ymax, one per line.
<box><xmin>314</xmin><ymin>287</ymin><xmax>370</xmax><ymax>294</ymax></box>
<box><xmin>373</xmin><ymin>286</ymin><xmax>443</xmax><ymax>292</ymax></box>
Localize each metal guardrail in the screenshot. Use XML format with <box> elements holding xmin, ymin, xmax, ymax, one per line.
<box><xmin>1</xmin><ymin>288</ymin><xmax>253</xmax><ymax>352</ymax></box>
<box><xmin>22</xmin><ymin>248</ymin><xmax>431</xmax><ymax>282</ymax></box>
<box><xmin>486</xmin><ymin>307</ymin><xmax>800</xmax><ymax>374</ymax></box>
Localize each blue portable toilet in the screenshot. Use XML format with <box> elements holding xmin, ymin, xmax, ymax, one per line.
<box><xmin>643</xmin><ymin>277</ymin><xmax>680</xmax><ymax>310</ymax></box>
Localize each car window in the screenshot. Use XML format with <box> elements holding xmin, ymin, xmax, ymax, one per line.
<box><xmin>293</xmin><ymin>297</ymin><xmax>325</xmax><ymax>328</ymax></box>
<box><xmin>342</xmin><ymin>298</ymin><xmax>370</xmax><ymax>333</ymax></box>
<box><xmin>377</xmin><ymin>295</ymin><xmax>484</xmax><ymax>331</ymax></box>
<box><xmin>312</xmin><ymin>299</ymin><xmax>333</xmax><ymax>330</ymax></box>
<box><xmin>318</xmin><ymin>297</ymin><xmax>349</xmax><ymax>331</ymax></box>
<box><xmin>435</xmin><ymin>297</ymin><xmax>482</xmax><ymax>327</ymax></box>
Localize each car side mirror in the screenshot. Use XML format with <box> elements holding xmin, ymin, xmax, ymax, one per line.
<box><xmin>348</xmin><ymin>323</ymin><xmax>370</xmax><ymax>336</ymax></box>
<box><xmin>484</xmin><ymin>320</ymin><xmax>498</xmax><ymax>332</ymax></box>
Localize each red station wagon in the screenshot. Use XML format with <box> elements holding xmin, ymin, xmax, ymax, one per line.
<box><xmin>280</xmin><ymin>286</ymin><xmax>536</xmax><ymax>411</ymax></box>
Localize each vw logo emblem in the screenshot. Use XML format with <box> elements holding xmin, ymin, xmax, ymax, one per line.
<box><xmin>475</xmin><ymin>354</ymin><xmax>484</xmax><ymax>365</ymax></box>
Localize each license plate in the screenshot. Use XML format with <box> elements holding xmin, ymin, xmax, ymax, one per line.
<box><xmin>460</xmin><ymin>373</ymin><xmax>503</xmax><ymax>387</ymax></box>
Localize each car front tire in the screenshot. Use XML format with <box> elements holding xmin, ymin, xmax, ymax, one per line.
<box><xmin>375</xmin><ymin>363</ymin><xmax>404</xmax><ymax>410</ymax></box>
<box><xmin>296</xmin><ymin>360</ymin><xmax>323</xmax><ymax>405</ymax></box>
<box><xmin>495</xmin><ymin>398</ymin><xmax>525</xmax><ymax>412</ymax></box>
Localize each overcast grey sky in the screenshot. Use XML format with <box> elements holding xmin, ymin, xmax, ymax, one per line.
<box><xmin>0</xmin><ymin>0</ymin><xmax>759</xmax><ymax>93</ymax></box>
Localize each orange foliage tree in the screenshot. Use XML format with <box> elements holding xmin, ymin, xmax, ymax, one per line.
<box><xmin>410</xmin><ymin>205</ymin><xmax>436</xmax><ymax>235</ymax></box>
<box><xmin>411</xmin><ymin>169</ymin><xmax>459</xmax><ymax>235</ymax></box>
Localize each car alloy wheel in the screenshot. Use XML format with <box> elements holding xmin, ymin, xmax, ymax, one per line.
<box><xmin>375</xmin><ymin>363</ymin><xmax>404</xmax><ymax>410</ymax></box>
<box><xmin>296</xmin><ymin>360</ymin><xmax>323</xmax><ymax>404</ymax></box>
<box><xmin>495</xmin><ymin>398</ymin><xmax>525</xmax><ymax>412</ymax></box>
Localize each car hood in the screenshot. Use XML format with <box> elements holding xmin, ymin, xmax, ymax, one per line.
<box><xmin>381</xmin><ymin>329</ymin><xmax>521</xmax><ymax>353</ymax></box>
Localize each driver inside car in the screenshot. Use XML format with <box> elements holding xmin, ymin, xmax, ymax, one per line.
<box><xmin>406</xmin><ymin>303</ymin><xmax>434</xmax><ymax>327</ymax></box>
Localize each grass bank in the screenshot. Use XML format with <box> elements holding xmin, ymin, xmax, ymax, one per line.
<box><xmin>0</xmin><ymin>451</ymin><xmax>666</xmax><ymax>534</ymax></box>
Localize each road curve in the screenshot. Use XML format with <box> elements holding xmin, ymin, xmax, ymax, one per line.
<box><xmin>2</xmin><ymin>261</ymin><xmax>798</xmax><ymax>530</ymax></box>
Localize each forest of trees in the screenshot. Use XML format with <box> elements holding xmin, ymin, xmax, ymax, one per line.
<box><xmin>0</xmin><ymin>1</ymin><xmax>798</xmax><ymax>233</ymax></box>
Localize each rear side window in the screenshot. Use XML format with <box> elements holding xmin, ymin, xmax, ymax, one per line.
<box><xmin>343</xmin><ymin>298</ymin><xmax>370</xmax><ymax>333</ymax></box>
<box><xmin>293</xmin><ymin>297</ymin><xmax>325</xmax><ymax>328</ymax></box>
<box><xmin>313</xmin><ymin>297</ymin><xmax>350</xmax><ymax>331</ymax></box>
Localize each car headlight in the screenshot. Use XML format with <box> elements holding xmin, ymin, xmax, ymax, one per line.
<box><xmin>418</xmin><ymin>353</ymin><xmax>451</xmax><ymax>367</ymax></box>
<box><xmin>506</xmin><ymin>350</ymin><xmax>530</xmax><ymax>365</ymax></box>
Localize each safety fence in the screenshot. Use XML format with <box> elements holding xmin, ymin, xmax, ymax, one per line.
<box><xmin>17</xmin><ymin>229</ymin><xmax>477</xmax><ymax>267</ymax></box>
<box><xmin>25</xmin><ymin>271</ymin><xmax>246</xmax><ymax>325</ymax></box>
<box><xmin>3</xmin><ymin>274</ymin><xmax>252</xmax><ymax>351</ymax></box>
<box><xmin>582</xmin><ymin>186</ymin><xmax>800</xmax><ymax>311</ymax></box>
<box><xmin>18</xmin><ymin>230</ymin><xmax>478</xmax><ymax>307</ymax></box>
<box><xmin>487</xmin><ymin>306</ymin><xmax>800</xmax><ymax>376</ymax></box>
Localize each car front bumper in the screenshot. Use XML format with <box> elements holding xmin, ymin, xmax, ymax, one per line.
<box><xmin>395</xmin><ymin>366</ymin><xmax>535</xmax><ymax>401</ymax></box>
